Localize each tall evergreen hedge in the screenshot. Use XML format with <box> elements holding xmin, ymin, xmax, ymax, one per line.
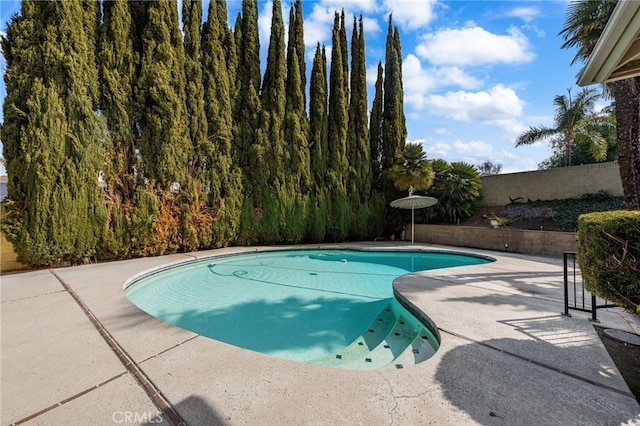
<box><xmin>1</xmin><ymin>0</ymin><xmax>413</xmax><ymax>265</ymax></box>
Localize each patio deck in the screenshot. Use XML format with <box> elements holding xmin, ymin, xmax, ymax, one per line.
<box><xmin>2</xmin><ymin>243</ymin><xmax>639</xmax><ymax>425</ymax></box>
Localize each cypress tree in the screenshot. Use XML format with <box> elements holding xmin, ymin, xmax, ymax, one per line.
<box><xmin>370</xmin><ymin>62</ymin><xmax>384</xmax><ymax>193</ymax></box>
<box><xmin>180</xmin><ymin>0</ymin><xmax>214</xmax><ymax>250</ymax></box>
<box><xmin>283</xmin><ymin>40</ymin><xmax>311</xmax><ymax>243</ymax></box>
<box><xmin>285</xmin><ymin>0</ymin><xmax>310</xmax><ymax>198</ymax></box>
<box><xmin>287</xmin><ymin>0</ymin><xmax>306</xmax><ymax>108</ymax></box>
<box><xmin>224</xmin><ymin>10</ymin><xmax>238</xmax><ymax>100</ymax></box>
<box><xmin>347</xmin><ymin>16</ymin><xmax>372</xmax><ymax>238</ymax></box>
<box><xmin>98</xmin><ymin>0</ymin><xmax>137</xmax><ymax>257</ymax></box>
<box><xmin>234</xmin><ymin>0</ymin><xmax>265</xmax><ymax>244</ymax></box>
<box><xmin>135</xmin><ymin>0</ymin><xmax>191</xmax><ymax>184</ymax></box>
<box><xmin>182</xmin><ymin>0</ymin><xmax>208</xmax><ymax>177</ymax></box>
<box><xmin>2</xmin><ymin>1</ymin><xmax>106</xmax><ymax>265</ymax></box>
<box><xmin>285</xmin><ymin>45</ymin><xmax>311</xmax><ymax>195</ymax></box>
<box><xmin>253</xmin><ymin>0</ymin><xmax>287</xmax><ymax>243</ymax></box>
<box><xmin>327</xmin><ymin>12</ymin><xmax>350</xmax><ymax>241</ymax></box>
<box><xmin>19</xmin><ymin>81</ymin><xmax>76</xmax><ymax>264</ymax></box>
<box><xmin>347</xmin><ymin>16</ymin><xmax>371</xmax><ymax>199</ymax></box>
<box><xmin>394</xmin><ymin>25</ymin><xmax>406</xmax><ymax>141</ymax></box>
<box><xmin>238</xmin><ymin>0</ymin><xmax>261</xmax><ymax>101</ymax></box>
<box><xmin>284</xmin><ymin>0</ymin><xmax>311</xmax><ymax>242</ymax></box>
<box><xmin>309</xmin><ymin>44</ymin><xmax>328</xmax><ymax>187</ymax></box>
<box><xmin>327</xmin><ymin>12</ymin><xmax>349</xmax><ymax>183</ymax></box>
<box><xmin>62</xmin><ymin>0</ymin><xmax>111</xmax><ymax>262</ymax></box>
<box><xmin>1</xmin><ymin>4</ymin><xmax>37</xmax><ymax>204</ymax></box>
<box><xmin>340</xmin><ymin>10</ymin><xmax>349</xmax><ymax>102</ymax></box>
<box><xmin>308</xmin><ymin>44</ymin><xmax>329</xmax><ymax>242</ymax></box>
<box><xmin>260</xmin><ymin>0</ymin><xmax>286</xmax><ymax>188</ymax></box>
<box><xmin>201</xmin><ymin>0</ymin><xmax>243</xmax><ymax>247</ymax></box>
<box><xmin>99</xmin><ymin>0</ymin><xmax>135</xmax><ymax>187</ymax></box>
<box><xmin>233</xmin><ymin>12</ymin><xmax>243</xmax><ymax>89</ymax></box>
<box><xmin>381</xmin><ymin>15</ymin><xmax>407</xmax><ymax>235</ymax></box>
<box><xmin>233</xmin><ymin>0</ymin><xmax>261</xmax><ymax>169</ymax></box>
<box><xmin>382</xmin><ymin>15</ymin><xmax>407</xmax><ymax>170</ymax></box>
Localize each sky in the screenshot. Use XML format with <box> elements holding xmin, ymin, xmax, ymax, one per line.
<box><xmin>0</xmin><ymin>0</ymin><xmax>603</xmax><ymax>176</ymax></box>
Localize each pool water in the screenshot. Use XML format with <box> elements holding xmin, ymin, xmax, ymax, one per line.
<box><xmin>125</xmin><ymin>249</ymin><xmax>492</xmax><ymax>369</ymax></box>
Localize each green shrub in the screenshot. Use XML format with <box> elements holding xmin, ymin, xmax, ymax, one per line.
<box><xmin>577</xmin><ymin>210</ymin><xmax>640</xmax><ymax>314</ymax></box>
<box><xmin>424</xmin><ymin>160</ymin><xmax>481</xmax><ymax>224</ymax></box>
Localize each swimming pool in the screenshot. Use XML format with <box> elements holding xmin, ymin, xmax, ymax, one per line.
<box><xmin>124</xmin><ymin>249</ymin><xmax>493</xmax><ymax>370</ymax></box>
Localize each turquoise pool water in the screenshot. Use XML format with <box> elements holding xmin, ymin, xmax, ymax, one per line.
<box><xmin>125</xmin><ymin>249</ymin><xmax>492</xmax><ymax>369</ymax></box>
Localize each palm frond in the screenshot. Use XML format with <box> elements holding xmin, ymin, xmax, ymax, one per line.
<box><xmin>515</xmin><ymin>126</ymin><xmax>558</xmax><ymax>146</ymax></box>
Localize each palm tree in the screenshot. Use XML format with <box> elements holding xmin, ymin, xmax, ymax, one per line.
<box><xmin>560</xmin><ymin>0</ymin><xmax>640</xmax><ymax>210</ymax></box>
<box><xmin>425</xmin><ymin>160</ymin><xmax>482</xmax><ymax>224</ymax></box>
<box><xmin>386</xmin><ymin>142</ymin><xmax>434</xmax><ymax>194</ymax></box>
<box><xmin>516</xmin><ymin>87</ymin><xmax>610</xmax><ymax>167</ymax></box>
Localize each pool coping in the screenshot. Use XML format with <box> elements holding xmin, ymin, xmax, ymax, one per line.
<box><xmin>2</xmin><ymin>242</ymin><xmax>639</xmax><ymax>425</ymax></box>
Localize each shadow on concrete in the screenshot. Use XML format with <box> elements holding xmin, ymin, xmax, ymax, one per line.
<box><xmin>398</xmin><ymin>268</ymin><xmax>567</xmax><ymax>303</ymax></box>
<box><xmin>434</xmin><ymin>335</ymin><xmax>640</xmax><ymax>425</ymax></box>
<box><xmin>141</xmin><ymin>395</ymin><xmax>228</xmax><ymax>425</ymax></box>
<box><xmin>174</xmin><ymin>395</ymin><xmax>228</xmax><ymax>426</ymax></box>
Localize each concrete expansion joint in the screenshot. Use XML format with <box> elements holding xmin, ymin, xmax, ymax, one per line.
<box><xmin>1</xmin><ymin>289</ymin><xmax>66</xmax><ymax>304</ymax></box>
<box><xmin>47</xmin><ymin>269</ymin><xmax>188</xmax><ymax>426</ymax></box>
<box><xmin>10</xmin><ymin>373</ymin><xmax>127</xmax><ymax>425</ymax></box>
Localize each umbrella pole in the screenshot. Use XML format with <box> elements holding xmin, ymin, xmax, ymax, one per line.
<box><xmin>411</xmin><ymin>206</ymin><xmax>415</xmax><ymax>244</ymax></box>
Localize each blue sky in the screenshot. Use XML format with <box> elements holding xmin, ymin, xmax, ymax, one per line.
<box><xmin>0</xmin><ymin>0</ymin><xmax>600</xmax><ymax>175</ymax></box>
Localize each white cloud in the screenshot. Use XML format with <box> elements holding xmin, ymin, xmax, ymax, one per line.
<box><xmin>303</xmin><ymin>1</ymin><xmax>382</xmax><ymax>47</ymax></box>
<box><xmin>319</xmin><ymin>0</ymin><xmax>379</xmax><ymax>14</ymax></box>
<box><xmin>434</xmin><ymin>128</ymin><xmax>449</xmax><ymax>135</ymax></box>
<box><xmin>402</xmin><ymin>54</ymin><xmax>484</xmax><ymax>109</ymax></box>
<box><xmin>506</xmin><ymin>6</ymin><xmax>540</xmax><ymax>23</ymax></box>
<box><xmin>425</xmin><ymin>84</ymin><xmax>524</xmax><ymax>123</ymax></box>
<box><xmin>452</xmin><ymin>139</ymin><xmax>494</xmax><ymax>157</ymax></box>
<box><xmin>381</xmin><ymin>0</ymin><xmax>438</xmax><ymax>31</ymax></box>
<box><xmin>421</xmin><ymin>141</ymin><xmax>451</xmax><ymax>159</ymax></box>
<box><xmin>415</xmin><ymin>25</ymin><xmax>535</xmax><ymax>66</ymax></box>
<box><xmin>419</xmin><ymin>137</ymin><xmax>539</xmax><ymax>172</ymax></box>
<box><xmin>304</xmin><ymin>3</ymin><xmax>336</xmax><ymax>46</ymax></box>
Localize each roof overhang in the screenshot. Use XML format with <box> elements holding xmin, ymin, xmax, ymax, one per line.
<box><xmin>577</xmin><ymin>0</ymin><xmax>640</xmax><ymax>86</ymax></box>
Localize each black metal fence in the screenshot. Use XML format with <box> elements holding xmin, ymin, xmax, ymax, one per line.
<box><xmin>563</xmin><ymin>252</ymin><xmax>616</xmax><ymax>321</ymax></box>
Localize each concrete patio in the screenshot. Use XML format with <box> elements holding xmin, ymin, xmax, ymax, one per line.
<box><xmin>2</xmin><ymin>243</ymin><xmax>639</xmax><ymax>425</ymax></box>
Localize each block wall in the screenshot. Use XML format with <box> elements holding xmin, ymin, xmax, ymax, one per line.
<box><xmin>0</xmin><ymin>205</ymin><xmax>28</xmax><ymax>273</ymax></box>
<box><xmin>480</xmin><ymin>161</ymin><xmax>623</xmax><ymax>206</ymax></box>
<box><xmin>409</xmin><ymin>224</ymin><xmax>577</xmax><ymax>257</ymax></box>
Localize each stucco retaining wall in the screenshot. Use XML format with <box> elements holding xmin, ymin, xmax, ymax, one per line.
<box><xmin>480</xmin><ymin>161</ymin><xmax>623</xmax><ymax>206</ymax></box>
<box><xmin>409</xmin><ymin>224</ymin><xmax>577</xmax><ymax>257</ymax></box>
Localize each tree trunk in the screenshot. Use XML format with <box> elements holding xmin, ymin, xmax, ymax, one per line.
<box><xmin>610</xmin><ymin>77</ymin><xmax>640</xmax><ymax>210</ymax></box>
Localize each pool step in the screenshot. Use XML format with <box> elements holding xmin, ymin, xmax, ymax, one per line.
<box><xmin>340</xmin><ymin>316</ymin><xmax>419</xmax><ymax>370</ymax></box>
<box><xmin>308</xmin><ymin>305</ymin><xmax>439</xmax><ymax>371</ymax></box>
<box><xmin>383</xmin><ymin>330</ymin><xmax>438</xmax><ymax>370</ymax></box>
<box><xmin>309</xmin><ymin>305</ymin><xmax>397</xmax><ymax>367</ymax></box>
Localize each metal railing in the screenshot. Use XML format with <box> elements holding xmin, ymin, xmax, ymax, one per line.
<box><xmin>563</xmin><ymin>252</ymin><xmax>616</xmax><ymax>322</ymax></box>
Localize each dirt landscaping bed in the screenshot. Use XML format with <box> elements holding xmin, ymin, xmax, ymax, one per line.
<box><xmin>462</xmin><ymin>192</ymin><xmax>626</xmax><ymax>232</ymax></box>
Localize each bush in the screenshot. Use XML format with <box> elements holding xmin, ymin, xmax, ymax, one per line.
<box><xmin>423</xmin><ymin>160</ymin><xmax>481</xmax><ymax>224</ymax></box>
<box><xmin>577</xmin><ymin>210</ymin><xmax>640</xmax><ymax>314</ymax></box>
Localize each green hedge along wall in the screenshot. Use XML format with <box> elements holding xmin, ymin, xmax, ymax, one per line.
<box><xmin>577</xmin><ymin>210</ymin><xmax>640</xmax><ymax>314</ymax></box>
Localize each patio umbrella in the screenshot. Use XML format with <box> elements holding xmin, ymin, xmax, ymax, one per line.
<box><xmin>390</xmin><ymin>188</ymin><xmax>438</xmax><ymax>244</ymax></box>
